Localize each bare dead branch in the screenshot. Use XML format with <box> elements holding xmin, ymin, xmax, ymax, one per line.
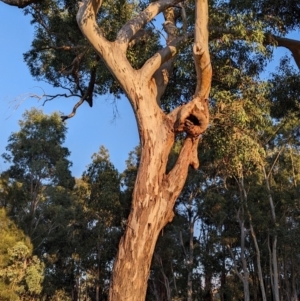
<box><xmin>42</xmin><ymin>92</ymin><xmax>82</xmax><ymax>105</ymax></box>
<box><xmin>61</xmin><ymin>65</ymin><xmax>97</xmax><ymax>120</ymax></box>
<box><xmin>0</xmin><ymin>0</ymin><xmax>39</xmax><ymax>8</ymax></box>
<box><xmin>61</xmin><ymin>97</ymin><xmax>85</xmax><ymax>121</ymax></box>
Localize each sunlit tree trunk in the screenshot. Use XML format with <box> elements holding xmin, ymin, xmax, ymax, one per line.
<box><xmin>240</xmin><ymin>177</ymin><xmax>267</xmax><ymax>301</ymax></box>
<box><xmin>76</xmin><ymin>0</ymin><xmax>212</xmax><ymax>300</ymax></box>
<box><xmin>229</xmin><ymin>177</ymin><xmax>249</xmax><ymax>301</ymax></box>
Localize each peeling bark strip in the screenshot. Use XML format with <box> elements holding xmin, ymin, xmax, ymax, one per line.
<box><xmin>76</xmin><ymin>0</ymin><xmax>211</xmax><ymax>300</ymax></box>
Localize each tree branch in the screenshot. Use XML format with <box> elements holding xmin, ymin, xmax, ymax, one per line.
<box><xmin>116</xmin><ymin>0</ymin><xmax>182</xmax><ymax>51</ymax></box>
<box><xmin>76</xmin><ymin>0</ymin><xmax>138</xmax><ymax>109</ymax></box>
<box><xmin>272</xmin><ymin>36</ymin><xmax>300</xmax><ymax>69</ymax></box>
<box><xmin>152</xmin><ymin>6</ymin><xmax>186</xmax><ymax>103</ymax></box>
<box><xmin>141</xmin><ymin>34</ymin><xmax>191</xmax><ymax>81</ymax></box>
<box><xmin>61</xmin><ymin>66</ymin><xmax>97</xmax><ymax>121</ymax></box>
<box><xmin>60</xmin><ymin>51</ymin><xmax>87</xmax><ymax>78</ymax></box>
<box><xmin>76</xmin><ymin>0</ymin><xmax>110</xmax><ymax>57</ymax></box>
<box><xmin>212</xmin><ymin>27</ymin><xmax>300</xmax><ymax>70</ymax></box>
<box><xmin>166</xmin><ymin>136</ymin><xmax>200</xmax><ymax>187</ymax></box>
<box><xmin>61</xmin><ymin>96</ymin><xmax>86</xmax><ymax>121</ymax></box>
<box><xmin>0</xmin><ymin>0</ymin><xmax>39</xmax><ymax>8</ymax></box>
<box><xmin>193</xmin><ymin>0</ymin><xmax>212</xmax><ymax>99</ymax></box>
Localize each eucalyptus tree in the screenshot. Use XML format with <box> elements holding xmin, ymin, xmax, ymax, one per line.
<box><xmin>1</xmin><ymin>109</ymin><xmax>77</xmax><ymax>299</ymax></box>
<box><xmin>75</xmin><ymin>146</ymin><xmax>123</xmax><ymax>301</ymax></box>
<box><xmin>2</xmin><ymin>109</ymin><xmax>74</xmax><ymax>239</ymax></box>
<box><xmin>0</xmin><ymin>208</ymin><xmax>44</xmax><ymax>301</ymax></box>
<box><xmin>1</xmin><ymin>0</ymin><xmax>300</xmax><ymax>300</ymax></box>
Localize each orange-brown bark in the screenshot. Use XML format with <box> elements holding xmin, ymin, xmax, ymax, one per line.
<box><xmin>76</xmin><ymin>0</ymin><xmax>212</xmax><ymax>300</ymax></box>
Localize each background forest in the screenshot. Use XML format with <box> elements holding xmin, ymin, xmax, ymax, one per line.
<box><xmin>0</xmin><ymin>0</ymin><xmax>300</xmax><ymax>300</ymax></box>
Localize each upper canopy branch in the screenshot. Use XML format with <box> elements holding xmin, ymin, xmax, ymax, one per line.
<box><xmin>76</xmin><ymin>0</ymin><xmax>110</xmax><ymax>57</ymax></box>
<box><xmin>271</xmin><ymin>36</ymin><xmax>300</xmax><ymax>69</ymax></box>
<box><xmin>193</xmin><ymin>0</ymin><xmax>212</xmax><ymax>99</ymax></box>
<box><xmin>116</xmin><ymin>0</ymin><xmax>182</xmax><ymax>51</ymax></box>
<box><xmin>141</xmin><ymin>34</ymin><xmax>191</xmax><ymax>81</ymax></box>
<box><xmin>0</xmin><ymin>0</ymin><xmax>38</xmax><ymax>7</ymax></box>
<box><xmin>165</xmin><ymin>0</ymin><xmax>211</xmax><ymax>139</ymax></box>
<box><xmin>212</xmin><ymin>27</ymin><xmax>300</xmax><ymax>70</ymax></box>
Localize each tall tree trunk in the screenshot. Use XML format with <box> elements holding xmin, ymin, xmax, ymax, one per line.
<box><xmin>107</xmin><ymin>118</ymin><xmax>179</xmax><ymax>300</ymax></box>
<box><xmin>187</xmin><ymin>219</ymin><xmax>195</xmax><ymax>301</ymax></box>
<box><xmin>96</xmin><ymin>239</ymin><xmax>101</xmax><ymax>301</ymax></box>
<box><xmin>240</xmin><ymin>218</ymin><xmax>250</xmax><ymax>301</ymax></box>
<box><xmin>227</xmin><ymin>225</ymin><xmax>250</xmax><ymax>301</ymax></box>
<box><xmin>240</xmin><ymin>177</ymin><xmax>267</xmax><ymax>301</ymax></box>
<box><xmin>76</xmin><ymin>0</ymin><xmax>211</xmax><ymax>300</ymax></box>
<box><xmin>235</xmin><ymin>177</ymin><xmax>250</xmax><ymax>301</ymax></box>
<box><xmin>220</xmin><ymin>248</ymin><xmax>227</xmax><ymax>301</ymax></box>
<box><xmin>263</xmin><ymin>166</ymin><xmax>280</xmax><ymax>301</ymax></box>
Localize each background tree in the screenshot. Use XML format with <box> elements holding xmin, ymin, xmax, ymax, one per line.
<box><xmin>71</xmin><ymin>146</ymin><xmax>123</xmax><ymax>301</ymax></box>
<box><xmin>2</xmin><ymin>108</ymin><xmax>74</xmax><ymax>238</ymax></box>
<box><xmin>0</xmin><ymin>208</ymin><xmax>44</xmax><ymax>301</ymax></box>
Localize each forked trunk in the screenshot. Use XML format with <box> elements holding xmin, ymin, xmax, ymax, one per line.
<box><xmin>76</xmin><ymin>0</ymin><xmax>212</xmax><ymax>300</ymax></box>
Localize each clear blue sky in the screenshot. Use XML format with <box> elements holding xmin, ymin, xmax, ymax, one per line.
<box><xmin>0</xmin><ymin>3</ymin><xmax>139</xmax><ymax>176</ymax></box>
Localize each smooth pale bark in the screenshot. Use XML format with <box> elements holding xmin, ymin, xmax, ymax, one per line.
<box><xmin>263</xmin><ymin>166</ymin><xmax>280</xmax><ymax>301</ymax></box>
<box><xmin>240</xmin><ymin>177</ymin><xmax>267</xmax><ymax>301</ymax></box>
<box><xmin>240</xmin><ymin>217</ymin><xmax>250</xmax><ymax>301</ymax></box>
<box><xmin>227</xmin><ymin>227</ymin><xmax>250</xmax><ymax>301</ymax></box>
<box><xmin>76</xmin><ymin>0</ymin><xmax>211</xmax><ymax>300</ymax></box>
<box><xmin>187</xmin><ymin>219</ymin><xmax>195</xmax><ymax>301</ymax></box>
<box><xmin>247</xmin><ymin>213</ymin><xmax>267</xmax><ymax>301</ymax></box>
<box><xmin>228</xmin><ymin>178</ymin><xmax>250</xmax><ymax>301</ymax></box>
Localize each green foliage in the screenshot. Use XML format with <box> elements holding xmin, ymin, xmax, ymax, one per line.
<box><xmin>23</xmin><ymin>0</ymin><xmax>160</xmax><ymax>102</ymax></box>
<box><xmin>1</xmin><ymin>0</ymin><xmax>300</xmax><ymax>299</ymax></box>
<box><xmin>82</xmin><ymin>145</ymin><xmax>122</xmax><ymax>226</ymax></box>
<box><xmin>2</xmin><ymin>108</ymin><xmax>73</xmax><ymax>188</ymax></box>
<box><xmin>0</xmin><ymin>208</ymin><xmax>44</xmax><ymax>301</ymax></box>
<box><xmin>269</xmin><ymin>57</ymin><xmax>300</xmax><ymax>119</ymax></box>
<box><xmin>227</xmin><ymin>0</ymin><xmax>300</xmax><ymax>31</ymax></box>
<box><xmin>2</xmin><ymin>108</ymin><xmax>74</xmax><ymax>238</ymax></box>
<box><xmin>202</xmin><ymin>77</ymin><xmax>270</xmax><ymax>176</ymax></box>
